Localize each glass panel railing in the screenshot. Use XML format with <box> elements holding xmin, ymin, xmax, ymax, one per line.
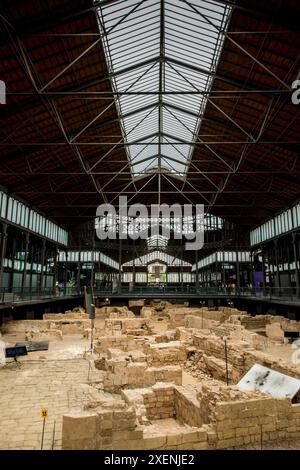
<box><xmin>1</xmin><ymin>285</ymin><xmax>300</xmax><ymax>304</ymax></box>
<box><xmin>0</xmin><ymin>286</ymin><xmax>83</xmax><ymax>303</ymax></box>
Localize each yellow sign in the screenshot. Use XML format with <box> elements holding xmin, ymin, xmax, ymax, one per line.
<box><xmin>41</xmin><ymin>409</ymin><xmax>48</xmax><ymax>419</ymax></box>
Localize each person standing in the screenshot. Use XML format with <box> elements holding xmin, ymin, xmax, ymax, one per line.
<box><xmin>55</xmin><ymin>281</ymin><xmax>61</xmax><ymax>297</ymax></box>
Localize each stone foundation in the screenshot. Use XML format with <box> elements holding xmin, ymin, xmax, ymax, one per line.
<box><xmin>3</xmin><ymin>302</ymin><xmax>300</xmax><ymax>451</ymax></box>
<box><xmin>62</xmin><ymin>381</ymin><xmax>300</xmax><ymax>450</ymax></box>
<box><xmin>104</xmin><ymin>317</ymin><xmax>150</xmax><ymax>336</ymax></box>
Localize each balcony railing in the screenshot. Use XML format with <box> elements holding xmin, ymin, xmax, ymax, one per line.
<box><xmin>0</xmin><ymin>285</ymin><xmax>299</xmax><ymax>304</ymax></box>
<box><xmin>0</xmin><ymin>286</ymin><xmax>82</xmax><ymax>304</ymax></box>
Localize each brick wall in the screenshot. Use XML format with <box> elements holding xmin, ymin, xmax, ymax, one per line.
<box><xmin>175</xmin><ymin>387</ymin><xmax>202</xmax><ymax>427</ymax></box>
<box><xmin>185</xmin><ymin>315</ymin><xmax>219</xmax><ymax>330</ymax></box>
<box><xmin>62</xmin><ymin>406</ymin><xmax>140</xmax><ymax>450</ymax></box>
<box><xmin>103</xmin><ymin>362</ymin><xmax>182</xmax><ymax>391</ymax></box>
<box><xmin>143</xmin><ymin>384</ymin><xmax>175</xmax><ymax>420</ymax></box>
<box><xmin>144</xmin><ymin>341</ymin><xmax>187</xmax><ymax>366</ymax></box>
<box><xmin>1</xmin><ymin>318</ymin><xmax>90</xmax><ymax>336</ymax></box>
<box><xmin>214</xmin><ymin>397</ymin><xmax>300</xmax><ymax>449</ymax></box>
<box><xmin>104</xmin><ymin>318</ymin><xmax>150</xmax><ymax>336</ymax></box>
<box><xmin>189</xmin><ymin>329</ymin><xmax>300</xmax><ymax>383</ymax></box>
<box><xmin>61</xmin><ymin>382</ymin><xmax>300</xmax><ymax>450</ymax></box>
<box><xmin>94</xmin><ymin>335</ymin><xmax>143</xmax><ymax>353</ymax></box>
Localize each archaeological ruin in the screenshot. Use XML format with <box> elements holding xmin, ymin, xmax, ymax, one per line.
<box><xmin>1</xmin><ymin>300</ymin><xmax>300</xmax><ymax>451</ymax></box>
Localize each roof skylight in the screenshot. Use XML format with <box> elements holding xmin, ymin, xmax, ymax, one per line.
<box><xmin>96</xmin><ymin>0</ymin><xmax>232</xmax><ymax>179</ymax></box>
<box><xmin>147</xmin><ymin>234</ymin><xmax>169</xmax><ymax>250</ymax></box>
<box><xmin>123</xmin><ymin>250</ymin><xmax>192</xmax><ymax>267</ymax></box>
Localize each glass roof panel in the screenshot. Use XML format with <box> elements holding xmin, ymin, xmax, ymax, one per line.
<box><xmin>96</xmin><ymin>0</ymin><xmax>232</xmax><ymax>178</ymax></box>
<box><xmin>123</xmin><ymin>250</ymin><xmax>192</xmax><ymax>267</ymax></box>
<box><xmin>130</xmin><ymin>136</ymin><xmax>159</xmax><ymax>166</ymax></box>
<box><xmin>123</xmin><ymin>106</ymin><xmax>159</xmax><ymax>142</ymax></box>
<box><xmin>147</xmin><ymin>235</ymin><xmax>169</xmax><ymax>250</ymax></box>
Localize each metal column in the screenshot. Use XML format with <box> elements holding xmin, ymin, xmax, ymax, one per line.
<box><xmin>292</xmin><ymin>233</ymin><xmax>299</xmax><ymax>295</ymax></box>
<box><xmin>181</xmin><ymin>244</ymin><xmax>184</xmax><ymax>289</ymax></box>
<box><xmin>40</xmin><ymin>239</ymin><xmax>46</xmax><ymax>291</ymax></box>
<box><xmin>222</xmin><ymin>250</ymin><xmax>226</xmax><ymax>287</ymax></box>
<box><xmin>29</xmin><ymin>238</ymin><xmax>34</xmax><ymax>293</ymax></box>
<box><xmin>64</xmin><ymin>250</ymin><xmax>68</xmax><ymax>293</ymax></box>
<box><xmin>195</xmin><ymin>249</ymin><xmax>199</xmax><ymax>291</ymax></box>
<box><xmin>250</xmin><ymin>251</ymin><xmax>254</xmax><ymax>288</ymax></box>
<box><xmin>236</xmin><ymin>249</ymin><xmax>240</xmax><ymax>293</ymax></box>
<box><xmin>21</xmin><ymin>232</ymin><xmax>30</xmax><ymax>295</ymax></box>
<box><xmin>286</xmin><ymin>237</ymin><xmax>292</xmax><ymax>291</ymax></box>
<box><xmin>0</xmin><ymin>223</ymin><xmax>8</xmax><ymax>288</ymax></box>
<box><xmin>53</xmin><ymin>245</ymin><xmax>58</xmax><ymax>291</ymax></box>
<box><xmin>261</xmin><ymin>246</ymin><xmax>266</xmax><ymax>292</ymax></box>
<box><xmin>10</xmin><ymin>234</ymin><xmax>17</xmax><ymax>290</ymax></box>
<box><xmin>132</xmin><ymin>240</ymin><xmax>136</xmax><ymax>288</ymax></box>
<box><xmin>77</xmin><ymin>250</ymin><xmax>81</xmax><ymax>292</ymax></box>
<box><xmin>118</xmin><ymin>236</ymin><xmax>122</xmax><ymax>294</ymax></box>
<box><xmin>274</xmin><ymin>240</ymin><xmax>281</xmax><ymax>289</ymax></box>
<box><xmin>90</xmin><ymin>246</ymin><xmax>95</xmax><ymax>288</ymax></box>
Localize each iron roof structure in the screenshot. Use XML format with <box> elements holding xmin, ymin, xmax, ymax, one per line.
<box><xmin>96</xmin><ymin>0</ymin><xmax>232</xmax><ymax>179</ymax></box>
<box><xmin>0</xmin><ymin>0</ymin><xmax>299</xmax><ymax>250</ymax></box>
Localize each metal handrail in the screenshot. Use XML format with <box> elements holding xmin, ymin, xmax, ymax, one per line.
<box><xmin>0</xmin><ymin>285</ymin><xmax>299</xmax><ymax>304</ymax></box>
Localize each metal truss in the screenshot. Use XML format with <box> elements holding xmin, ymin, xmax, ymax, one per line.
<box><xmin>0</xmin><ymin>0</ymin><xmax>299</xmax><ymax>228</ymax></box>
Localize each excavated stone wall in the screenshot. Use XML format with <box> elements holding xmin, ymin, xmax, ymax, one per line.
<box><xmin>62</xmin><ymin>381</ymin><xmax>300</xmax><ymax>450</ymax></box>
<box><xmin>3</xmin><ymin>302</ymin><xmax>300</xmax><ymax>451</ymax></box>
<box><xmin>104</xmin><ymin>317</ymin><xmax>150</xmax><ymax>336</ymax></box>
<box><xmin>144</xmin><ymin>341</ymin><xmax>187</xmax><ymax>366</ymax></box>
<box><xmin>185</xmin><ymin>329</ymin><xmax>300</xmax><ymax>382</ymax></box>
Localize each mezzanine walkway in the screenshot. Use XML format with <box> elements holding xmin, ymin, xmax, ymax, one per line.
<box><xmin>1</xmin><ymin>286</ymin><xmax>300</xmax><ymax>309</ymax></box>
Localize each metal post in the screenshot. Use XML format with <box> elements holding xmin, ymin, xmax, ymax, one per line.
<box><xmin>21</xmin><ymin>232</ymin><xmax>30</xmax><ymax>295</ymax></box>
<box><xmin>270</xmin><ymin>245</ymin><xmax>275</xmax><ymax>294</ymax></box>
<box><xmin>90</xmin><ymin>252</ymin><xmax>94</xmax><ymax>289</ymax></box>
<box><xmin>91</xmin><ymin>317</ymin><xmax>94</xmax><ymax>351</ymax></box>
<box><xmin>118</xmin><ymin>236</ymin><xmax>122</xmax><ymax>294</ymax></box>
<box><xmin>274</xmin><ymin>240</ymin><xmax>280</xmax><ymax>290</ymax></box>
<box><xmin>0</xmin><ymin>223</ymin><xmax>8</xmax><ymax>288</ymax></box>
<box><xmin>195</xmin><ymin>249</ymin><xmax>199</xmax><ymax>292</ymax></box>
<box><xmin>224</xmin><ymin>338</ymin><xmax>229</xmax><ymax>385</ymax></box>
<box><xmin>90</xmin><ymin>238</ymin><xmax>96</xmax><ymax>289</ymax></box>
<box><xmin>40</xmin><ymin>239</ymin><xmax>46</xmax><ymax>292</ymax></box>
<box><xmin>236</xmin><ymin>249</ymin><xmax>240</xmax><ymax>294</ymax></box>
<box><xmin>250</xmin><ymin>251</ymin><xmax>254</xmax><ymax>290</ymax></box>
<box><xmin>29</xmin><ymin>239</ymin><xmax>34</xmax><ymax>296</ymax></box>
<box><xmin>261</xmin><ymin>246</ymin><xmax>266</xmax><ymax>294</ymax></box>
<box><xmin>0</xmin><ymin>232</ymin><xmax>2</xmax><ymax>302</ymax></box>
<box><xmin>77</xmin><ymin>249</ymin><xmax>81</xmax><ymax>293</ymax></box>
<box><xmin>53</xmin><ymin>245</ymin><xmax>58</xmax><ymax>294</ymax></box>
<box><xmin>286</xmin><ymin>237</ymin><xmax>292</xmax><ymax>297</ymax></box>
<box><xmin>41</xmin><ymin>418</ymin><xmax>46</xmax><ymax>450</ymax></box>
<box><xmin>51</xmin><ymin>421</ymin><xmax>56</xmax><ymax>450</ymax></box>
<box><xmin>292</xmin><ymin>233</ymin><xmax>299</xmax><ymax>296</ymax></box>
<box><xmin>181</xmin><ymin>244</ymin><xmax>184</xmax><ymax>290</ymax></box>
<box><xmin>64</xmin><ymin>250</ymin><xmax>68</xmax><ymax>294</ymax></box>
<box><xmin>84</xmin><ymin>284</ymin><xmax>95</xmax><ymax>351</ymax></box>
<box><xmin>214</xmin><ymin>261</ymin><xmax>217</xmax><ymax>292</ymax></box>
<box><xmin>90</xmin><ymin>284</ymin><xmax>95</xmax><ymax>351</ymax></box>
<box><xmin>10</xmin><ymin>233</ymin><xmax>17</xmax><ymax>291</ymax></box>
<box><xmin>132</xmin><ymin>240</ymin><xmax>136</xmax><ymax>289</ymax></box>
<box><xmin>222</xmin><ymin>250</ymin><xmax>226</xmax><ymax>289</ymax></box>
